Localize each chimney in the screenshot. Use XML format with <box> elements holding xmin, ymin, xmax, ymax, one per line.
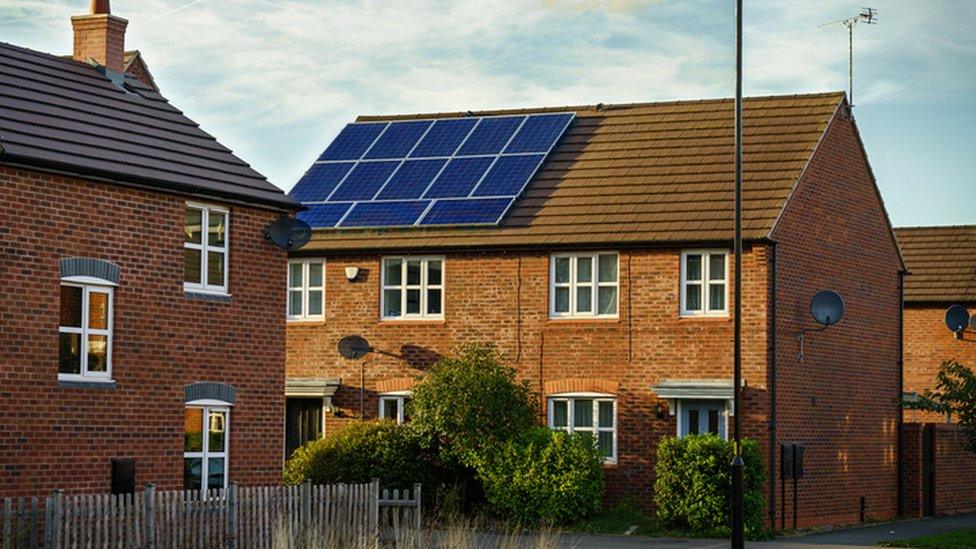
<box><xmin>71</xmin><ymin>0</ymin><xmax>128</xmax><ymax>72</ymax></box>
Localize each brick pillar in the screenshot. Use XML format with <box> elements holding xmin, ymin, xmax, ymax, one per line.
<box><xmin>900</xmin><ymin>423</ymin><xmax>923</xmax><ymax>518</ymax></box>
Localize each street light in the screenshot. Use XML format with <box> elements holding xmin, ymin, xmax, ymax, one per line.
<box><xmin>731</xmin><ymin>0</ymin><xmax>745</xmax><ymax>547</ymax></box>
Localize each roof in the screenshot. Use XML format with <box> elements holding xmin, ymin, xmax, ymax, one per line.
<box><xmin>300</xmin><ymin>91</ymin><xmax>845</xmax><ymax>252</ymax></box>
<box><xmin>895</xmin><ymin>225</ymin><xmax>976</xmax><ymax>303</ymax></box>
<box><xmin>0</xmin><ymin>41</ymin><xmax>299</xmax><ymax>211</ymax></box>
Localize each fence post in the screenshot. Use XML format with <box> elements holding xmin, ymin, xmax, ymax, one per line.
<box><xmin>144</xmin><ymin>483</ymin><xmax>156</xmax><ymax>549</ymax></box>
<box><xmin>227</xmin><ymin>483</ymin><xmax>238</xmax><ymax>549</ymax></box>
<box><xmin>49</xmin><ymin>489</ymin><xmax>63</xmax><ymax>549</ymax></box>
<box><xmin>301</xmin><ymin>480</ymin><xmax>311</xmax><ymax>529</ymax></box>
<box><xmin>370</xmin><ymin>478</ymin><xmax>380</xmax><ymax>548</ymax></box>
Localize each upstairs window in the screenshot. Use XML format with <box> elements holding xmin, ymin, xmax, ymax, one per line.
<box><xmin>548</xmin><ymin>395</ymin><xmax>617</xmax><ymax>463</ymax></box>
<box><xmin>379</xmin><ymin>393</ymin><xmax>411</xmax><ymax>425</ymax></box>
<box><xmin>184</xmin><ymin>204</ymin><xmax>229</xmax><ymax>294</ymax></box>
<box><xmin>288</xmin><ymin>259</ymin><xmax>325</xmax><ymax>320</ymax></box>
<box><xmin>680</xmin><ymin>250</ymin><xmax>728</xmax><ymax>316</ymax></box>
<box><xmin>381</xmin><ymin>256</ymin><xmax>443</xmax><ymax>320</ymax></box>
<box><xmin>550</xmin><ymin>253</ymin><xmax>618</xmax><ymax>318</ymax></box>
<box><xmin>59</xmin><ymin>283</ymin><xmax>113</xmax><ymax>381</ymax></box>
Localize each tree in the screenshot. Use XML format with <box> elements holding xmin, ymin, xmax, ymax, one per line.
<box><xmin>902</xmin><ymin>360</ymin><xmax>976</xmax><ymax>452</ymax></box>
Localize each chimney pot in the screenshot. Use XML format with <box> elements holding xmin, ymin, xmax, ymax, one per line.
<box><xmin>90</xmin><ymin>0</ymin><xmax>110</xmax><ymax>14</ymax></box>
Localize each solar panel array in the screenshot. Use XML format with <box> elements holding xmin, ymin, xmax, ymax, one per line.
<box><xmin>291</xmin><ymin>113</ymin><xmax>574</xmax><ymax>229</ymax></box>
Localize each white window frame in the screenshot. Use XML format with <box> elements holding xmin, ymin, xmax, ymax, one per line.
<box><xmin>184</xmin><ymin>203</ymin><xmax>230</xmax><ymax>295</ymax></box>
<box><xmin>549</xmin><ymin>252</ymin><xmax>619</xmax><ymax>319</ymax></box>
<box><xmin>380</xmin><ymin>256</ymin><xmax>444</xmax><ymax>320</ymax></box>
<box><xmin>58</xmin><ymin>281</ymin><xmax>114</xmax><ymax>382</ymax></box>
<box><xmin>184</xmin><ymin>404</ymin><xmax>230</xmax><ymax>493</ymax></box>
<box><xmin>378</xmin><ymin>391</ymin><xmax>411</xmax><ymax>424</ymax></box>
<box><xmin>287</xmin><ymin>259</ymin><xmax>326</xmax><ymax>321</ymax></box>
<box><xmin>675</xmin><ymin>399</ymin><xmax>729</xmax><ymax>440</ymax></box>
<box><xmin>547</xmin><ymin>393</ymin><xmax>617</xmax><ymax>464</ymax></box>
<box><xmin>679</xmin><ymin>250</ymin><xmax>729</xmax><ymax>317</ymax></box>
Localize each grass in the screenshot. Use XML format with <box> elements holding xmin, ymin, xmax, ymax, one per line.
<box><xmin>566</xmin><ymin>501</ymin><xmax>664</xmax><ymax>537</ymax></box>
<box><xmin>879</xmin><ymin>528</ymin><xmax>976</xmax><ymax>549</ymax></box>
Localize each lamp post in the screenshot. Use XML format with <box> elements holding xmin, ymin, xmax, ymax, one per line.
<box><xmin>731</xmin><ymin>0</ymin><xmax>745</xmax><ymax>547</ymax></box>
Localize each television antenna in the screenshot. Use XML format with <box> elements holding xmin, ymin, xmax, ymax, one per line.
<box><xmin>820</xmin><ymin>7</ymin><xmax>877</xmax><ymax>108</ymax></box>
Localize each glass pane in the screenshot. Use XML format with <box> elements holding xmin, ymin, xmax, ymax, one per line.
<box><xmin>208</xmin><ymin>211</ymin><xmax>226</xmax><ymax>247</ymax></box>
<box><xmin>554</xmin><ymin>257</ymin><xmax>570</xmax><ymax>284</ymax></box>
<box><xmin>207</xmin><ymin>251</ymin><xmax>225</xmax><ymax>287</ymax></box>
<box><xmin>289</xmin><ymin>263</ymin><xmax>303</xmax><ymax>288</ymax></box>
<box><xmin>598</xmin><ymin>401</ymin><xmax>614</xmax><ymax>428</ymax></box>
<box><xmin>59</xmin><ymin>333</ymin><xmax>81</xmax><ymax>374</ymax></box>
<box><xmin>708</xmin><ymin>410</ymin><xmax>720</xmax><ymax>435</ymax></box>
<box><xmin>406</xmin><ymin>260</ymin><xmax>421</xmax><ymax>285</ymax></box>
<box><xmin>708</xmin><ymin>253</ymin><xmax>725</xmax><ymax>281</ymax></box>
<box><xmin>288</xmin><ymin>290</ymin><xmax>303</xmax><ymax>316</ymax></box>
<box><xmin>598</xmin><ymin>287</ymin><xmax>617</xmax><ymax>315</ymax></box>
<box><xmin>185</xmin><ymin>208</ymin><xmax>202</xmax><ymax>244</ymax></box>
<box><xmin>576</xmin><ymin>256</ymin><xmax>592</xmax><ymax>283</ymax></box>
<box><xmin>406</xmin><ymin>289</ymin><xmax>421</xmax><ymax>314</ymax></box>
<box><xmin>688</xmin><ymin>409</ymin><xmax>700</xmax><ymax>435</ymax></box>
<box><xmin>382</xmin><ymin>399</ymin><xmax>398</xmax><ymax>420</ymax></box>
<box><xmin>184</xmin><ymin>248</ymin><xmax>202</xmax><ymax>284</ymax></box>
<box><xmin>427</xmin><ymin>260</ymin><xmax>442</xmax><ymax>286</ymax></box>
<box><xmin>87</xmin><ymin>334</ymin><xmax>108</xmax><ymax>372</ymax></box>
<box><xmin>184</xmin><ymin>408</ymin><xmax>204</xmax><ymax>452</ymax></box>
<box><xmin>685</xmin><ymin>254</ymin><xmax>702</xmax><ymax>281</ymax></box>
<box><xmin>598</xmin><ymin>254</ymin><xmax>617</xmax><ymax>282</ymax></box>
<box><xmin>576</xmin><ymin>286</ymin><xmax>592</xmax><ymax>313</ymax></box>
<box><xmin>427</xmin><ymin>289</ymin><xmax>441</xmax><ymax>315</ymax></box>
<box><xmin>685</xmin><ymin>283</ymin><xmax>701</xmax><ymax>311</ymax></box>
<box><xmin>383</xmin><ymin>289</ymin><xmax>401</xmax><ymax>317</ymax></box>
<box><xmin>207</xmin><ymin>458</ymin><xmax>225</xmax><ymax>491</ymax></box>
<box><xmin>384</xmin><ymin>259</ymin><xmax>402</xmax><ymax>286</ymax></box>
<box><xmin>308</xmin><ymin>290</ymin><xmax>323</xmax><ymax>316</ymax></box>
<box><xmin>554</xmin><ymin>287</ymin><xmax>570</xmax><ymax>313</ymax></box>
<box><xmin>60</xmin><ymin>286</ymin><xmax>82</xmax><ymax>328</ymax></box>
<box><xmin>709</xmin><ymin>284</ymin><xmax>725</xmax><ymax>311</ymax></box>
<box><xmin>88</xmin><ymin>291</ymin><xmax>109</xmax><ymax>330</ymax></box>
<box><xmin>598</xmin><ymin>431</ymin><xmax>614</xmax><ymax>458</ymax></box>
<box><xmin>209</xmin><ymin>410</ymin><xmax>227</xmax><ymax>452</ymax></box>
<box><xmin>573</xmin><ymin>400</ymin><xmax>593</xmax><ymax>428</ymax></box>
<box><xmin>308</xmin><ymin>262</ymin><xmax>323</xmax><ymax>287</ymax></box>
<box><xmin>551</xmin><ymin>401</ymin><xmax>568</xmax><ymax>428</ymax></box>
<box><xmin>183</xmin><ymin>458</ymin><xmax>202</xmax><ymax>491</ymax></box>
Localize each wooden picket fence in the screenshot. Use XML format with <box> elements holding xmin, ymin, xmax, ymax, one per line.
<box><xmin>0</xmin><ymin>481</ymin><xmax>421</xmax><ymax>548</ymax></box>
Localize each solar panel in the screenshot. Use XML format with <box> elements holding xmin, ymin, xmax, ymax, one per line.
<box><xmin>291</xmin><ymin>112</ymin><xmax>574</xmax><ymax>228</ymax></box>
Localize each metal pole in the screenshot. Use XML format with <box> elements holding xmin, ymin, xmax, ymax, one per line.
<box><xmin>731</xmin><ymin>0</ymin><xmax>745</xmax><ymax>546</ymax></box>
<box><xmin>848</xmin><ymin>23</ymin><xmax>854</xmax><ymax>107</ymax></box>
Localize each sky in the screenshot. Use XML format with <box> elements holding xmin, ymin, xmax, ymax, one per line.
<box><xmin>2</xmin><ymin>0</ymin><xmax>974</xmax><ymax>227</ymax></box>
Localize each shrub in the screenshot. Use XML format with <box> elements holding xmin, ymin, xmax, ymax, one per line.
<box><xmin>409</xmin><ymin>344</ymin><xmax>537</xmax><ymax>468</ymax></box>
<box><xmin>283</xmin><ymin>420</ymin><xmax>434</xmax><ymax>490</ymax></box>
<box><xmin>475</xmin><ymin>426</ymin><xmax>604</xmax><ymax>525</ymax></box>
<box><xmin>654</xmin><ymin>434</ymin><xmax>764</xmax><ymax>538</ymax></box>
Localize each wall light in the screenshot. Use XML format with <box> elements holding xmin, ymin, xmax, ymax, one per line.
<box><xmin>345</xmin><ymin>266</ymin><xmax>360</xmax><ymax>281</ymax></box>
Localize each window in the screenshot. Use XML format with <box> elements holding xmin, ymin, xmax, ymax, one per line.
<box><xmin>184</xmin><ymin>406</ymin><xmax>229</xmax><ymax>492</ymax></box>
<box><xmin>381</xmin><ymin>256</ymin><xmax>443</xmax><ymax>319</ymax></box>
<box><xmin>548</xmin><ymin>395</ymin><xmax>617</xmax><ymax>463</ymax></box>
<box><xmin>550</xmin><ymin>253</ymin><xmax>618</xmax><ymax>318</ymax></box>
<box><xmin>288</xmin><ymin>259</ymin><xmax>325</xmax><ymax>320</ymax></box>
<box><xmin>59</xmin><ymin>283</ymin><xmax>113</xmax><ymax>381</ymax></box>
<box><xmin>379</xmin><ymin>393</ymin><xmax>411</xmax><ymax>424</ymax></box>
<box><xmin>184</xmin><ymin>204</ymin><xmax>229</xmax><ymax>293</ymax></box>
<box><xmin>680</xmin><ymin>250</ymin><xmax>728</xmax><ymax>316</ymax></box>
<box><xmin>677</xmin><ymin>400</ymin><xmax>727</xmax><ymax>439</ymax></box>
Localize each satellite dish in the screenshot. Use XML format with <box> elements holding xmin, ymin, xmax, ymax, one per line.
<box><xmin>945</xmin><ymin>304</ymin><xmax>970</xmax><ymax>333</ymax></box>
<box><xmin>265</xmin><ymin>216</ymin><xmax>312</xmax><ymax>251</ymax></box>
<box><xmin>810</xmin><ymin>290</ymin><xmax>844</xmax><ymax>326</ymax></box>
<box><xmin>338</xmin><ymin>335</ymin><xmax>371</xmax><ymax>359</ymax></box>
<box><xmin>971</xmin><ymin>314</ymin><xmax>976</xmax><ymax>332</ymax></box>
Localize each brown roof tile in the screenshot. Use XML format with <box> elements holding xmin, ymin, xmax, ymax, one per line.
<box><xmin>895</xmin><ymin>225</ymin><xmax>976</xmax><ymax>303</ymax></box>
<box><xmin>303</xmin><ymin>92</ymin><xmax>844</xmax><ymax>252</ymax></box>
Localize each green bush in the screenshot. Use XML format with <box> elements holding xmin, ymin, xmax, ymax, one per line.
<box><xmin>410</xmin><ymin>344</ymin><xmax>537</xmax><ymax>468</ymax></box>
<box><xmin>283</xmin><ymin>421</ymin><xmax>434</xmax><ymax>490</ymax></box>
<box><xmin>475</xmin><ymin>426</ymin><xmax>604</xmax><ymax>525</ymax></box>
<box><xmin>654</xmin><ymin>434</ymin><xmax>764</xmax><ymax>538</ymax></box>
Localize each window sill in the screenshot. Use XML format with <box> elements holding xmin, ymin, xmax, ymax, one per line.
<box><xmin>379</xmin><ymin>318</ymin><xmax>445</xmax><ymax>324</ymax></box>
<box><xmin>547</xmin><ymin>317</ymin><xmax>620</xmax><ymax>324</ymax></box>
<box><xmin>287</xmin><ymin>318</ymin><xmax>326</xmax><ymax>325</ymax></box>
<box><xmin>185</xmin><ymin>291</ymin><xmax>233</xmax><ymax>303</ymax></box>
<box><xmin>678</xmin><ymin>314</ymin><xmax>730</xmax><ymax>321</ymax></box>
<box><xmin>59</xmin><ymin>378</ymin><xmax>116</xmax><ymax>389</ymax></box>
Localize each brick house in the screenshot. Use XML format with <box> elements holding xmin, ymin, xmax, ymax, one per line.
<box><xmin>284</xmin><ymin>93</ymin><xmax>904</xmax><ymax>527</ymax></box>
<box><xmin>895</xmin><ymin>225</ymin><xmax>976</xmax><ymax>422</ymax></box>
<box><xmin>0</xmin><ymin>2</ymin><xmax>299</xmax><ymax>497</ymax></box>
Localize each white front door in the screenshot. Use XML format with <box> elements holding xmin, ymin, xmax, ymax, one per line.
<box><xmin>679</xmin><ymin>400</ymin><xmax>727</xmax><ymax>439</ymax></box>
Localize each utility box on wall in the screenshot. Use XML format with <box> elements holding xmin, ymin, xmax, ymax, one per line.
<box><xmin>111</xmin><ymin>459</ymin><xmax>135</xmax><ymax>494</ymax></box>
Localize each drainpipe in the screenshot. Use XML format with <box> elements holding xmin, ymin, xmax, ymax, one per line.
<box><xmin>768</xmin><ymin>243</ymin><xmax>778</xmax><ymax>530</ymax></box>
<box><xmin>897</xmin><ymin>269</ymin><xmax>905</xmax><ymax>517</ymax></box>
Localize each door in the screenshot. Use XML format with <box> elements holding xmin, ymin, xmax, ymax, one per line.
<box><xmin>285</xmin><ymin>397</ymin><xmax>323</xmax><ymax>458</ymax></box>
<box><xmin>679</xmin><ymin>400</ymin><xmax>727</xmax><ymax>439</ymax></box>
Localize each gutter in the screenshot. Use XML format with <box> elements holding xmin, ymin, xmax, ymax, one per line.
<box><xmin>768</xmin><ymin>242</ymin><xmax>778</xmax><ymax>530</ymax></box>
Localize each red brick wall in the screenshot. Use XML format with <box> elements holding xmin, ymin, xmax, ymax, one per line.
<box><xmin>288</xmin><ymin>247</ymin><xmax>771</xmax><ymax>506</ymax></box>
<box><xmin>901</xmin><ymin>423</ymin><xmax>976</xmax><ymax>517</ymax></box>
<box><xmin>903</xmin><ymin>305</ymin><xmax>976</xmax><ymax>423</ymax></box>
<box><xmin>0</xmin><ymin>164</ymin><xmax>287</xmax><ymax>497</ymax></box>
<box><xmin>770</xmin><ymin>111</ymin><xmax>903</xmax><ymax>527</ymax></box>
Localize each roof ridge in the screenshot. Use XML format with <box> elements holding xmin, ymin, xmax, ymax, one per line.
<box><xmin>895</xmin><ymin>224</ymin><xmax>976</xmax><ymax>231</ymax></box>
